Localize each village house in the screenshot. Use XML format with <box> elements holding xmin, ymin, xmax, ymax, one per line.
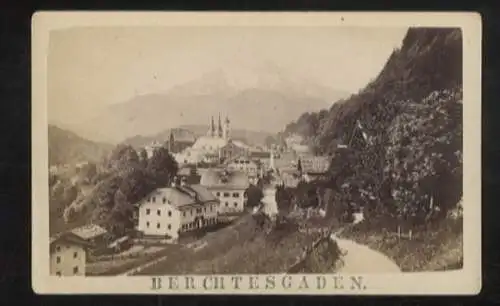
<box><xmin>50</xmin><ymin>232</ymin><xmax>92</xmax><ymax>276</ymax></box>
<box><xmin>226</xmin><ymin>156</ymin><xmax>259</xmax><ymax>177</ymax></box>
<box><xmin>200</xmin><ymin>169</ymin><xmax>250</xmax><ymax>215</ymax></box>
<box><xmin>135</xmin><ymin>181</ymin><xmax>219</xmax><ymax>239</ymax></box>
<box><xmin>299</xmin><ymin>156</ymin><xmax>332</xmax><ymax>181</ymax></box>
<box><xmin>219</xmin><ymin>139</ymin><xmax>250</xmax><ymax>162</ymax></box>
<box><xmin>70</xmin><ymin>224</ymin><xmax>109</xmax><ymax>255</ymax></box>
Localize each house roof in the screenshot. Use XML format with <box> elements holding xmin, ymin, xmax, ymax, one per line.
<box><xmin>231</xmin><ymin>140</ymin><xmax>250</xmax><ymax>149</ymax></box>
<box><xmin>50</xmin><ymin>232</ymin><xmax>93</xmax><ymax>250</ymax></box>
<box><xmin>178</xmin><ymin>167</ymin><xmax>192</xmax><ymax>176</ymax></box>
<box><xmin>139</xmin><ymin>184</ymin><xmax>217</xmax><ymax>209</ymax></box>
<box><xmin>192</xmin><ymin>136</ymin><xmax>228</xmax><ymax>150</ymax></box>
<box><xmin>200</xmin><ymin>169</ymin><xmax>250</xmax><ymax>190</ymax></box>
<box><xmin>70</xmin><ymin>224</ymin><xmax>108</xmax><ymax>240</ymax></box>
<box><xmin>249</xmin><ymin>151</ymin><xmax>271</xmax><ymax>159</ymax></box>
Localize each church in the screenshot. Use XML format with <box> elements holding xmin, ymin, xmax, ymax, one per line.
<box><xmin>174</xmin><ymin>114</ymin><xmax>249</xmax><ymax>165</ymax></box>
<box><xmin>191</xmin><ymin>114</ymin><xmax>231</xmax><ymax>152</ymax></box>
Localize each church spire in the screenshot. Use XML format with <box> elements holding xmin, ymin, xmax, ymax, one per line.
<box><xmin>223</xmin><ymin>115</ymin><xmax>230</xmax><ymax>140</ymax></box>
<box><xmin>217</xmin><ymin>113</ymin><xmax>223</xmax><ymax>138</ymax></box>
<box><xmin>208</xmin><ymin>116</ymin><xmax>216</xmax><ymax>137</ymax></box>
<box><xmin>168</xmin><ymin>130</ymin><xmax>175</xmax><ymax>152</ymax></box>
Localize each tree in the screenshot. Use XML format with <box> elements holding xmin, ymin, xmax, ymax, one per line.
<box><xmin>245</xmin><ymin>185</ymin><xmax>264</xmax><ymax>208</ymax></box>
<box><xmin>384</xmin><ymin>88</ymin><xmax>463</xmax><ymax>221</ymax></box>
<box><xmin>147</xmin><ymin>146</ymin><xmax>178</xmax><ymax>188</ymax></box>
<box><xmin>106</xmin><ymin>144</ymin><xmax>140</xmax><ymax>175</ymax></box>
<box><xmin>139</xmin><ymin>148</ymin><xmax>149</xmax><ymax>168</ymax></box>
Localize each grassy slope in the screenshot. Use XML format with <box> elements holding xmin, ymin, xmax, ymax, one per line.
<box><xmin>136</xmin><ymin>214</ymin><xmax>324</xmax><ymax>274</ymax></box>
<box><xmin>338</xmin><ymin>217</ymin><xmax>463</xmax><ymax>272</ymax></box>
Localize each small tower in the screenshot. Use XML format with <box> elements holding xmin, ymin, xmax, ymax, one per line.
<box><xmin>217</xmin><ymin>113</ymin><xmax>224</xmax><ymax>138</ymax></box>
<box><xmin>207</xmin><ymin>116</ymin><xmax>216</xmax><ymax>137</ymax></box>
<box><xmin>270</xmin><ymin>148</ymin><xmax>275</xmax><ymax>171</ymax></box>
<box><xmin>168</xmin><ymin>130</ymin><xmax>175</xmax><ymax>152</ymax></box>
<box><xmin>223</xmin><ymin>115</ymin><xmax>230</xmax><ymax>140</ymax></box>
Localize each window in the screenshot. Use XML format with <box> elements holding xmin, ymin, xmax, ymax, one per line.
<box><xmin>204</xmin><ymin>207</ymin><xmax>207</xmax><ymax>213</ymax></box>
<box><xmin>157</xmin><ymin>223</ymin><xmax>161</xmax><ymax>229</ymax></box>
<box><xmin>146</xmin><ymin>209</ymin><xmax>150</xmax><ymax>215</ymax></box>
<box><xmin>196</xmin><ymin>208</ymin><xmax>202</xmax><ymax>214</ymax></box>
<box><xmin>73</xmin><ymin>266</ymin><xmax>79</xmax><ymax>274</ymax></box>
<box><xmin>168</xmin><ymin>211</ymin><xmax>172</xmax><ymax>217</ymax></box>
<box><xmin>157</xmin><ymin>209</ymin><xmax>161</xmax><ymax>216</ymax></box>
<box><xmin>216</xmin><ymin>192</ymin><xmax>220</xmax><ymax>197</ymax></box>
<box><xmin>225</xmin><ymin>202</ymin><xmax>229</xmax><ymax>207</ymax></box>
<box><xmin>152</xmin><ymin>197</ymin><xmax>156</xmax><ymax>203</ymax></box>
<box><xmin>146</xmin><ymin>222</ymin><xmax>150</xmax><ymax>228</ymax></box>
<box><xmin>234</xmin><ymin>202</ymin><xmax>238</xmax><ymax>207</ymax></box>
<box><xmin>232</xmin><ymin>192</ymin><xmax>239</xmax><ymax>198</ymax></box>
<box><xmin>223</xmin><ymin>192</ymin><xmax>230</xmax><ymax>197</ymax></box>
<box><xmin>56</xmin><ymin>271</ymin><xmax>61</xmax><ymax>276</ymax></box>
<box><xmin>168</xmin><ymin>224</ymin><xmax>171</xmax><ymax>230</ymax></box>
<box><xmin>73</xmin><ymin>252</ymin><xmax>78</xmax><ymax>259</ymax></box>
<box><xmin>56</xmin><ymin>246</ymin><xmax>61</xmax><ymax>252</ymax></box>
<box><xmin>191</xmin><ymin>210</ymin><xmax>193</xmax><ymax>216</ymax></box>
<box><xmin>163</xmin><ymin>197</ymin><xmax>166</xmax><ymax>204</ymax></box>
<box><xmin>56</xmin><ymin>256</ymin><xmax>61</xmax><ymax>264</ymax></box>
<box><xmin>183</xmin><ymin>211</ymin><xmax>186</xmax><ymax>217</ymax></box>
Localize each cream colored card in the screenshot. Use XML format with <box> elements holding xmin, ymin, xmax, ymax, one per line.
<box><xmin>32</xmin><ymin>12</ymin><xmax>481</xmax><ymax>295</ymax></box>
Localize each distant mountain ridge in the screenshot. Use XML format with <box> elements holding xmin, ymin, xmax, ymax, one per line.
<box><xmin>66</xmin><ymin>67</ymin><xmax>350</xmax><ymax>144</ymax></box>
<box><xmin>48</xmin><ymin>125</ymin><xmax>113</xmax><ymax>166</ymax></box>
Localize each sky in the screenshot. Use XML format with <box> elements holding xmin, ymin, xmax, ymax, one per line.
<box><xmin>47</xmin><ymin>26</ymin><xmax>408</xmax><ymax>127</ymax></box>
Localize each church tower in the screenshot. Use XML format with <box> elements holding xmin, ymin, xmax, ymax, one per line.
<box><xmin>168</xmin><ymin>130</ymin><xmax>175</xmax><ymax>152</ymax></box>
<box><xmin>217</xmin><ymin>113</ymin><xmax>224</xmax><ymax>138</ymax></box>
<box><xmin>223</xmin><ymin>115</ymin><xmax>230</xmax><ymax>140</ymax></box>
<box><xmin>207</xmin><ymin>116</ymin><xmax>215</xmax><ymax>137</ymax></box>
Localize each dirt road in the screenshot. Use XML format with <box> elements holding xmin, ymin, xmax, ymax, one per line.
<box><xmin>332</xmin><ymin>236</ymin><xmax>401</xmax><ymax>273</ymax></box>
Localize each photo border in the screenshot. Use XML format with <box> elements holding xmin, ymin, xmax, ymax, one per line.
<box><xmin>31</xmin><ymin>11</ymin><xmax>482</xmax><ymax>295</ymax></box>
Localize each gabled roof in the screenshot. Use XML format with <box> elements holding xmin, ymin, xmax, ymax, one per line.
<box><xmin>70</xmin><ymin>224</ymin><xmax>108</xmax><ymax>240</ymax></box>
<box><xmin>138</xmin><ymin>184</ymin><xmax>218</xmax><ymax>209</ymax></box>
<box><xmin>200</xmin><ymin>169</ymin><xmax>250</xmax><ymax>190</ymax></box>
<box><xmin>249</xmin><ymin>151</ymin><xmax>271</xmax><ymax>159</ymax></box>
<box><xmin>50</xmin><ymin>232</ymin><xmax>93</xmax><ymax>250</ymax></box>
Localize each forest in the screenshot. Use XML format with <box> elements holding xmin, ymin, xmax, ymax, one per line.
<box><xmin>278</xmin><ymin>28</ymin><xmax>463</xmax><ymax>228</ymax></box>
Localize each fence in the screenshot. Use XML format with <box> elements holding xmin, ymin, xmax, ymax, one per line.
<box><xmin>387</xmin><ymin>226</ymin><xmax>413</xmax><ymax>241</ymax></box>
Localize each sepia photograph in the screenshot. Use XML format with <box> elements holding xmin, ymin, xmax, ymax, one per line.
<box><xmin>32</xmin><ymin>12</ymin><xmax>481</xmax><ymax>294</ymax></box>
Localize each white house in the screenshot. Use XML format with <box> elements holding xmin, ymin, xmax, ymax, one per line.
<box><xmin>50</xmin><ymin>232</ymin><xmax>92</xmax><ymax>276</ymax></box>
<box><xmin>200</xmin><ymin>169</ymin><xmax>250</xmax><ymax>215</ymax></box>
<box><xmin>226</xmin><ymin>156</ymin><xmax>259</xmax><ymax>177</ymax></box>
<box><xmin>135</xmin><ymin>182</ymin><xmax>219</xmax><ymax>239</ymax></box>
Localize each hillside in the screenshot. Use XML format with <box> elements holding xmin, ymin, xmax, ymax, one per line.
<box><xmin>278</xmin><ymin>27</ymin><xmax>464</xmax><ymax>271</ymax></box>
<box><xmin>284</xmin><ymin>28</ymin><xmax>462</xmax><ymax>153</ymax></box>
<box><xmin>121</xmin><ymin>128</ymin><xmax>196</xmax><ymax>149</ymax></box>
<box><xmin>48</xmin><ymin>125</ymin><xmax>113</xmax><ymax>166</ymax></box>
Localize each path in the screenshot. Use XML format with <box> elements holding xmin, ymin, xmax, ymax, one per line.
<box><xmin>331</xmin><ymin>233</ymin><xmax>401</xmax><ymax>273</ymax></box>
